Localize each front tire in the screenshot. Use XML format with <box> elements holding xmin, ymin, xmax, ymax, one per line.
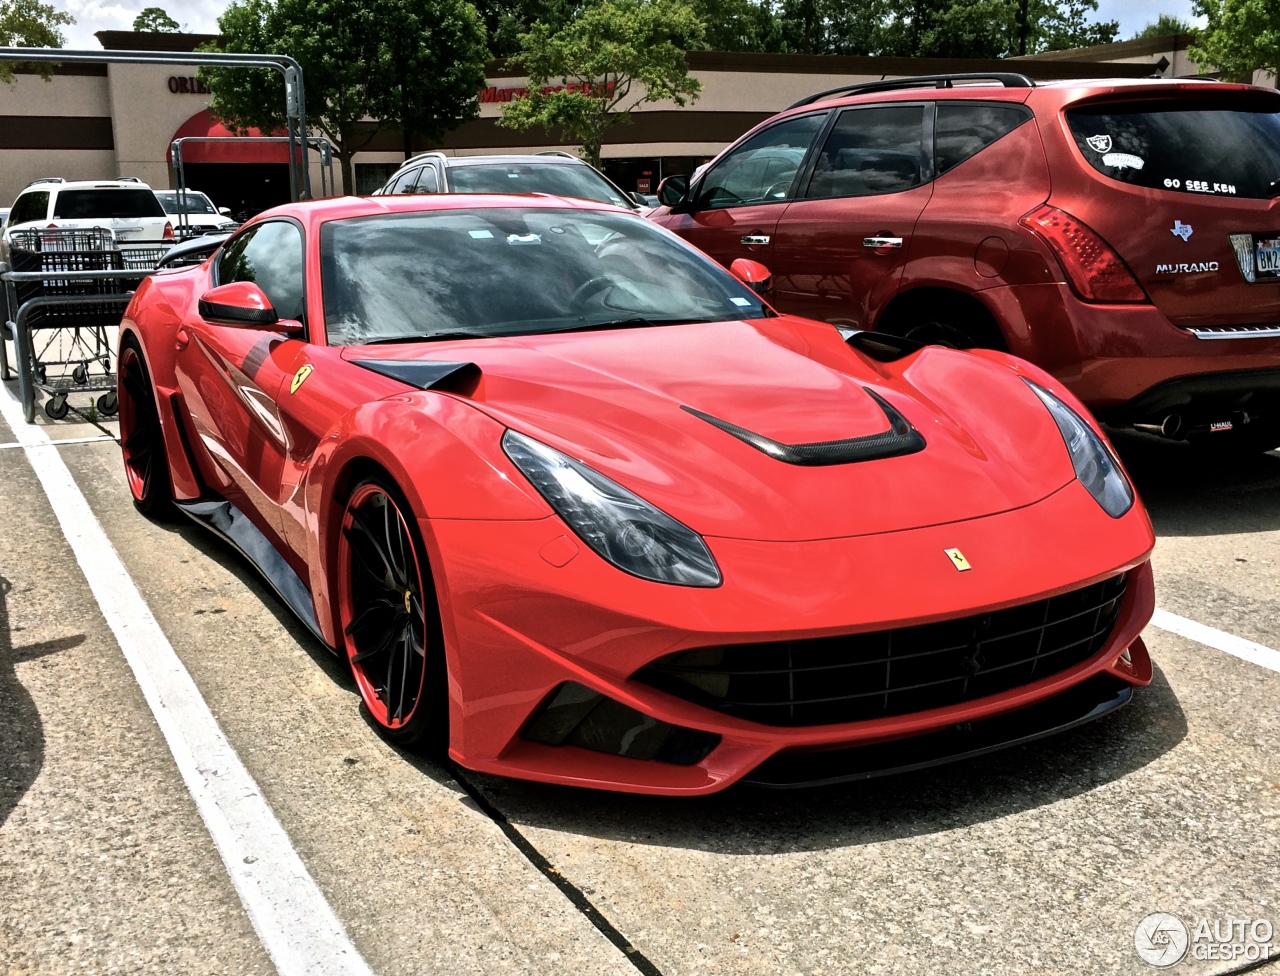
<box><xmin>337</xmin><ymin>476</ymin><xmax>447</xmax><ymax>752</ymax></box>
<box><xmin>117</xmin><ymin>334</ymin><xmax>174</xmax><ymax>518</ymax></box>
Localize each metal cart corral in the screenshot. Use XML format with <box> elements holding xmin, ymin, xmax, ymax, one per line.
<box><xmin>1</xmin><ymin>229</ymin><xmax>173</xmax><ymax>423</ymax></box>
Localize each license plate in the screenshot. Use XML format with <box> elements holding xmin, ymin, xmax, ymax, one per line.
<box><xmin>1256</xmin><ymin>237</ymin><xmax>1280</xmax><ymax>276</ymax></box>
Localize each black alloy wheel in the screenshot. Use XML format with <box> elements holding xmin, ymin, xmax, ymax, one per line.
<box><xmin>338</xmin><ymin>477</ymin><xmax>446</xmax><ymax>751</ymax></box>
<box><xmin>117</xmin><ymin>334</ymin><xmax>174</xmax><ymax>517</ymax></box>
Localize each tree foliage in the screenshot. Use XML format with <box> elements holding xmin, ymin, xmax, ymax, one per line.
<box><xmin>133</xmin><ymin>6</ymin><xmax>181</xmax><ymax>31</ymax></box>
<box><xmin>497</xmin><ymin>0</ymin><xmax>705</xmax><ymax>167</ymax></box>
<box><xmin>1132</xmin><ymin>12</ymin><xmax>1195</xmax><ymax>38</ymax></box>
<box><xmin>200</xmin><ymin>0</ymin><xmax>488</xmax><ymax>194</ymax></box>
<box><xmin>0</xmin><ymin>0</ymin><xmax>73</xmax><ymax>81</ymax></box>
<box><xmin>760</xmin><ymin>0</ymin><xmax>1116</xmax><ymax>56</ymax></box>
<box><xmin>1190</xmin><ymin>0</ymin><xmax>1275</xmax><ymax>80</ymax></box>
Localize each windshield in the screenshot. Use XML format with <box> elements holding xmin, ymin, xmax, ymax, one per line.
<box><xmin>155</xmin><ymin>191</ymin><xmax>218</xmax><ymax>215</ymax></box>
<box><xmin>53</xmin><ymin>189</ymin><xmax>165</xmax><ymax>219</ymax></box>
<box><xmin>1066</xmin><ymin>102</ymin><xmax>1280</xmax><ymax>199</ymax></box>
<box><xmin>446</xmin><ymin>163</ymin><xmax>633</xmax><ymax>208</ymax></box>
<box><xmin>321</xmin><ymin>208</ymin><xmax>768</xmax><ymax>345</ymax></box>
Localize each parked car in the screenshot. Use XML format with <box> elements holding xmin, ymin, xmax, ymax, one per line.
<box><xmin>154</xmin><ymin>189</ymin><xmax>237</xmax><ymax>238</ymax></box>
<box><xmin>2</xmin><ymin>178</ymin><xmax>173</xmax><ymax>256</ymax></box>
<box><xmin>116</xmin><ymin>192</ymin><xmax>1154</xmax><ymax>794</ymax></box>
<box><xmin>652</xmin><ymin>73</ymin><xmax>1280</xmax><ymax>453</ymax></box>
<box><xmin>374</xmin><ymin>151</ymin><xmax>641</xmax><ymax>210</ymax></box>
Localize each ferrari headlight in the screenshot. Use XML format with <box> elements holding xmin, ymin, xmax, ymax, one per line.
<box><xmin>502</xmin><ymin>430</ymin><xmax>722</xmax><ymax>587</ymax></box>
<box><xmin>1025</xmin><ymin>380</ymin><xmax>1133</xmax><ymax>518</ymax></box>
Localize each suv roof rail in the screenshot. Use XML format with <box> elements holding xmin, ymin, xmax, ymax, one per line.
<box><xmin>25</xmin><ymin>177</ymin><xmax>65</xmax><ymax>187</ymax></box>
<box><xmin>117</xmin><ymin>176</ymin><xmax>143</xmax><ymax>183</ymax></box>
<box><xmin>788</xmin><ymin>72</ymin><xmax>1036</xmax><ymax>109</ymax></box>
<box><xmin>396</xmin><ymin>151</ymin><xmax>448</xmax><ymax>170</ymax></box>
<box><xmin>535</xmin><ymin>150</ymin><xmax>579</xmax><ymax>160</ymax></box>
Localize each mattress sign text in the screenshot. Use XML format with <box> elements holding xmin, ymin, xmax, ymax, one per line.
<box><xmin>480</xmin><ymin>81</ymin><xmax>617</xmax><ymax>103</ymax></box>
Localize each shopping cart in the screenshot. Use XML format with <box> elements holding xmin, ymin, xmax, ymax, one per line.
<box><xmin>1</xmin><ymin>228</ymin><xmax>173</xmax><ymax>423</ymax></box>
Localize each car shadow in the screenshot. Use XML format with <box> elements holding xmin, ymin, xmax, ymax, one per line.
<box><xmin>0</xmin><ymin>576</ymin><xmax>85</xmax><ymax>828</ymax></box>
<box><xmin>1107</xmin><ymin>428</ymin><xmax>1280</xmax><ymax>537</ymax></box>
<box><xmin>463</xmin><ymin>665</ymin><xmax>1186</xmax><ymax>855</ymax></box>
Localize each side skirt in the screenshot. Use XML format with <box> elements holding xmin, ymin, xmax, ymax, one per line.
<box><xmin>175</xmin><ymin>498</ymin><xmax>336</xmax><ymax>655</ymax></box>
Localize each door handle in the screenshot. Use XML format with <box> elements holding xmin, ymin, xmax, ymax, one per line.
<box><xmin>740</xmin><ymin>235</ymin><xmax>771</xmax><ymax>246</ymax></box>
<box><xmin>175</xmin><ymin>327</ymin><xmax>190</xmax><ymax>350</ymax></box>
<box><xmin>863</xmin><ymin>237</ymin><xmax>903</xmax><ymax>249</ymax></box>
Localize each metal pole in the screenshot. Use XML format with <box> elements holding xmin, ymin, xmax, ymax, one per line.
<box><xmin>0</xmin><ymin>48</ymin><xmax>313</xmax><ymax>200</ymax></box>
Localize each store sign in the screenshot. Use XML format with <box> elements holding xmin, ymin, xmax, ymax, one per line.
<box><xmin>480</xmin><ymin>80</ymin><xmax>616</xmax><ymax>103</ymax></box>
<box><xmin>168</xmin><ymin>75</ymin><xmax>210</xmax><ymax>95</ymax></box>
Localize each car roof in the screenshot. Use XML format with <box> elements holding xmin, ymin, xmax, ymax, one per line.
<box><xmin>247</xmin><ymin>192</ymin><xmax>632</xmax><ymax>230</ymax></box>
<box><xmin>22</xmin><ymin>179</ymin><xmax>157</xmax><ymax>193</ymax></box>
<box><xmin>796</xmin><ymin>76</ymin><xmax>1264</xmax><ymax>113</ymax></box>
<box><xmin>391</xmin><ymin>152</ymin><xmax>587</xmax><ymax>175</ymax></box>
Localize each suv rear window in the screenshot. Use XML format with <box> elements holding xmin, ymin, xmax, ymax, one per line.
<box><xmin>1067</xmin><ymin>103</ymin><xmax>1280</xmax><ymax>199</ymax></box>
<box><xmin>53</xmin><ymin>189</ymin><xmax>165</xmax><ymax>219</ymax></box>
<box><xmin>447</xmin><ymin>163</ymin><xmax>632</xmax><ymax>208</ymax></box>
<box><xmin>936</xmin><ymin>103</ymin><xmax>1031</xmax><ymax>174</ymax></box>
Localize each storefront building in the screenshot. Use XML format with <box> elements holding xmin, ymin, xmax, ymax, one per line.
<box><xmin>0</xmin><ymin>30</ymin><xmax>1207</xmax><ymax>210</ymax></box>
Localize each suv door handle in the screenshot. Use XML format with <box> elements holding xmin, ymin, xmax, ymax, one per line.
<box><xmin>863</xmin><ymin>237</ymin><xmax>903</xmax><ymax>248</ymax></box>
<box><xmin>740</xmin><ymin>235</ymin><xmax>771</xmax><ymax>246</ymax></box>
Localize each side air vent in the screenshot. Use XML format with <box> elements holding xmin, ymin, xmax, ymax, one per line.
<box><xmin>681</xmin><ymin>387</ymin><xmax>925</xmax><ymax>466</ymax></box>
<box><xmin>352</xmin><ymin>359</ymin><xmax>480</xmax><ymax>392</ymax></box>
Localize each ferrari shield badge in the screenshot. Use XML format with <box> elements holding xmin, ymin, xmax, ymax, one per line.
<box><xmin>1085</xmin><ymin>134</ymin><xmax>1112</xmax><ymax>153</ymax></box>
<box><xmin>944</xmin><ymin>548</ymin><xmax>972</xmax><ymax>572</ymax></box>
<box><xmin>290</xmin><ymin>363</ymin><xmax>313</xmax><ymax>394</ymax></box>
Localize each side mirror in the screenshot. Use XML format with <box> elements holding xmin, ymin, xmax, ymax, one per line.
<box><xmin>729</xmin><ymin>258</ymin><xmax>772</xmax><ymax>294</ymax></box>
<box><xmin>199</xmin><ymin>281</ymin><xmax>279</xmax><ymax>326</ymax></box>
<box><xmin>658</xmin><ymin>174</ymin><xmax>689</xmax><ymax>209</ymax></box>
<box><xmin>218</xmin><ymin>206</ymin><xmax>231</xmax><ymax>215</ymax></box>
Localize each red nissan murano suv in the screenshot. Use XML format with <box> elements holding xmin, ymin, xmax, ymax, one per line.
<box><xmin>652</xmin><ymin>73</ymin><xmax>1280</xmax><ymax>452</ymax></box>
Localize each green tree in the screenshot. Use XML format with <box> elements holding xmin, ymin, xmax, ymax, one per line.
<box><xmin>766</xmin><ymin>0</ymin><xmax>1115</xmax><ymax>56</ymax></box>
<box><xmin>200</xmin><ymin>0</ymin><xmax>489</xmax><ymax>194</ymax></box>
<box><xmin>1132</xmin><ymin>12</ymin><xmax>1195</xmax><ymax>38</ymax></box>
<box><xmin>370</xmin><ymin>0</ymin><xmax>490</xmax><ymax>158</ymax></box>
<box><xmin>0</xmin><ymin>0</ymin><xmax>73</xmax><ymax>81</ymax></box>
<box><xmin>498</xmin><ymin>0</ymin><xmax>705</xmax><ymax>167</ymax></box>
<box><xmin>1190</xmin><ymin>0</ymin><xmax>1271</xmax><ymax>79</ymax></box>
<box><xmin>132</xmin><ymin>6</ymin><xmax>181</xmax><ymax>31</ymax></box>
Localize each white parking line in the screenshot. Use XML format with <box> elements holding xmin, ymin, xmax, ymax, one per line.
<box><xmin>0</xmin><ymin>383</ymin><xmax>375</xmax><ymax>976</ymax></box>
<box><xmin>1149</xmin><ymin>608</ymin><xmax>1280</xmax><ymax>675</ymax></box>
<box><xmin>0</xmin><ymin>434</ymin><xmax>118</xmax><ymax>449</ymax></box>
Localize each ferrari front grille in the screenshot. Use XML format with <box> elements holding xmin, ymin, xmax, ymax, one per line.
<box><xmin>636</xmin><ymin>574</ymin><xmax>1128</xmax><ymax>727</ymax></box>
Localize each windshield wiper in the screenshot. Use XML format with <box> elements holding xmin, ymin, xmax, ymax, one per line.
<box><xmin>361</xmin><ymin>330</ymin><xmax>489</xmax><ymax>345</ymax></box>
<box><xmin>544</xmin><ymin>316</ymin><xmax>701</xmax><ymax>335</ymax></box>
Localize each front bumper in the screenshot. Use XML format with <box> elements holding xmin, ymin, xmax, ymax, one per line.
<box><xmin>424</xmin><ymin>479</ymin><xmax>1155</xmax><ymax>795</ymax></box>
<box><xmin>980</xmin><ymin>282</ymin><xmax>1280</xmax><ymax>421</ymax></box>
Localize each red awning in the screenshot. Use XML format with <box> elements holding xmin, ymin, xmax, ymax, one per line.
<box><xmin>168</xmin><ymin>110</ymin><xmax>291</xmax><ymax>164</ymax></box>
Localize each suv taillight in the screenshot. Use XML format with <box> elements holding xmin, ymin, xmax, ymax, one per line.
<box><xmin>162</xmin><ymin>221</ymin><xmax>175</xmax><ymax>241</ymax></box>
<box><xmin>1019</xmin><ymin>204</ymin><xmax>1147</xmax><ymax>303</ymax></box>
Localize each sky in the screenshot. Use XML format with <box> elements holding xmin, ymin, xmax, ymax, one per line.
<box><xmin>55</xmin><ymin>0</ymin><xmax>1203</xmax><ymax>51</ymax></box>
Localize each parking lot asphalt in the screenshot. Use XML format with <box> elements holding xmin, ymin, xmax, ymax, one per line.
<box><xmin>1</xmin><ymin>386</ymin><xmax>1277</xmax><ymax>976</ymax></box>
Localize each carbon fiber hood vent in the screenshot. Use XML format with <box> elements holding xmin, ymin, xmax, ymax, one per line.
<box><xmin>681</xmin><ymin>387</ymin><xmax>925</xmax><ymax>466</ymax></box>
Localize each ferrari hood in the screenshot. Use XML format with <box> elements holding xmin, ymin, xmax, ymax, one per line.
<box><xmin>344</xmin><ymin>319</ymin><xmax>1079</xmax><ymax>542</ymax></box>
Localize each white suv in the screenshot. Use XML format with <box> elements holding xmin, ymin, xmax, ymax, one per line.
<box><xmin>2</xmin><ymin>178</ymin><xmax>173</xmax><ymax>250</ymax></box>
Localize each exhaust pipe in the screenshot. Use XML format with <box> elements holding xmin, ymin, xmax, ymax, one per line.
<box><xmin>1133</xmin><ymin>414</ymin><xmax>1184</xmax><ymax>439</ymax></box>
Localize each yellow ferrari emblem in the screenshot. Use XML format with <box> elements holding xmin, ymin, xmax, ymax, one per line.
<box><xmin>944</xmin><ymin>548</ymin><xmax>972</xmax><ymax>572</ymax></box>
<box><xmin>290</xmin><ymin>363</ymin><xmax>313</xmax><ymax>394</ymax></box>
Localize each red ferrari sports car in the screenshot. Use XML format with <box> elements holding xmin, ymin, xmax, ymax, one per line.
<box><xmin>117</xmin><ymin>193</ymin><xmax>1155</xmax><ymax>795</ymax></box>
